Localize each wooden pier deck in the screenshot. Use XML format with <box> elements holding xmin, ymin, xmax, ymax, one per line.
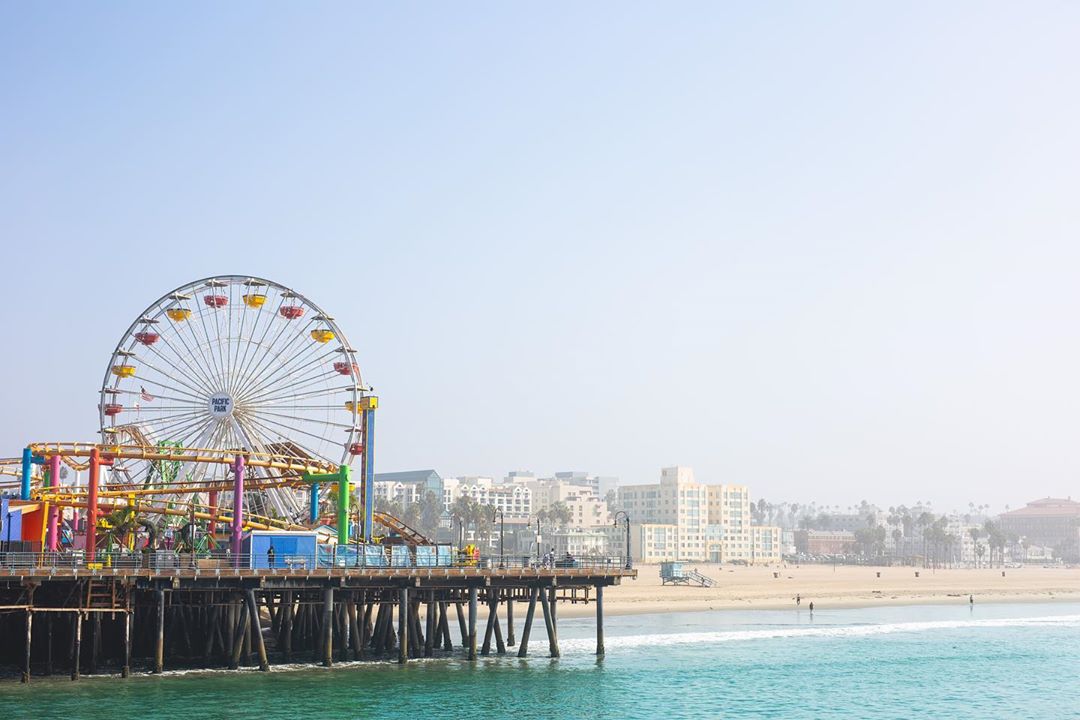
<box><xmin>0</xmin><ymin>559</ymin><xmax>634</xmax><ymax>681</ymax></box>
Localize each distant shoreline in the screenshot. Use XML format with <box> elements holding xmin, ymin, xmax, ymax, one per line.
<box><xmin>556</xmin><ymin>564</ymin><xmax>1080</xmax><ymax>619</ymax></box>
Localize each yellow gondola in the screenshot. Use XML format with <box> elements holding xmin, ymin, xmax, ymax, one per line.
<box><xmin>242</xmin><ymin>294</ymin><xmax>267</xmax><ymax>308</ymax></box>
<box><xmin>111</xmin><ymin>365</ymin><xmax>136</xmax><ymax>378</ymax></box>
<box><xmin>311</xmin><ymin>329</ymin><xmax>335</xmax><ymax>343</ymax></box>
<box><xmin>166</xmin><ymin>307</ymin><xmax>192</xmax><ymax>322</ymax></box>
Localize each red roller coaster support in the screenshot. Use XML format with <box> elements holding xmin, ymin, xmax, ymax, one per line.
<box><xmin>86</xmin><ymin>448</ymin><xmax>101</xmax><ymax>563</ymax></box>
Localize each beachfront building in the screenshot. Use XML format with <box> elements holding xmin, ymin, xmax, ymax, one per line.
<box><xmin>794</xmin><ymin>529</ymin><xmax>856</xmax><ymax>556</ymax></box>
<box><xmin>997</xmin><ymin>498</ymin><xmax>1080</xmax><ymax>560</ymax></box>
<box><xmin>443</xmin><ymin>476</ymin><xmax>533</xmax><ymax>520</ymax></box>
<box><xmin>616</xmin><ymin>467</ymin><xmax>780</xmax><ymax>563</ymax></box>
<box><xmin>372</xmin><ymin>469</ymin><xmax>444</xmax><ymax>506</ymax></box>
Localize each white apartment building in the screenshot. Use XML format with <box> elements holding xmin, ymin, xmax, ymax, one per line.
<box><xmin>443</xmin><ymin>476</ymin><xmax>532</xmax><ymax>520</ymax></box>
<box><xmin>617</xmin><ymin>467</ymin><xmax>780</xmax><ymax>563</ymax></box>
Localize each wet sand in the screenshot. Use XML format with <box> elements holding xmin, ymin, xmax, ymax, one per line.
<box><xmin>559</xmin><ymin>563</ymin><xmax>1080</xmax><ymax>618</ymax></box>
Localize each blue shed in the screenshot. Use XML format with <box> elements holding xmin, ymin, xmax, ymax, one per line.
<box><xmin>1</xmin><ymin>497</ymin><xmax>23</xmax><ymax>545</ymax></box>
<box><xmin>244</xmin><ymin>530</ymin><xmax>319</xmax><ymax>569</ymax></box>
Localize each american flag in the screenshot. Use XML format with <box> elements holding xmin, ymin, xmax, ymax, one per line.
<box><xmin>141</xmin><ymin>386</ymin><xmax>154</xmax><ymax>402</ymax></box>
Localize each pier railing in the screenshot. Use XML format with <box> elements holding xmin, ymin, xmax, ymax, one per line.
<box><xmin>0</xmin><ymin>549</ymin><xmax>632</xmax><ymax>575</ymax></box>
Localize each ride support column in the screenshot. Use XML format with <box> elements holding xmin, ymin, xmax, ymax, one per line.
<box><xmin>231</xmin><ymin>454</ymin><xmax>245</xmax><ymax>565</ymax></box>
<box><xmin>86</xmin><ymin>448</ymin><xmax>101</xmax><ymax>563</ymax></box>
<box><xmin>45</xmin><ymin>454</ymin><xmax>61</xmax><ymax>552</ymax></box>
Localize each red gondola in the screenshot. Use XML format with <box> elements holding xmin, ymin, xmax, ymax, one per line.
<box><xmin>333</xmin><ymin>361</ymin><xmax>359</xmax><ymax>376</ymax></box>
<box><xmin>134</xmin><ymin>332</ymin><xmax>159</xmax><ymax>346</ymax></box>
<box><xmin>279</xmin><ymin>306</ymin><xmax>304</xmax><ymax>320</ymax></box>
<box><xmin>204</xmin><ymin>295</ymin><xmax>228</xmax><ymax>308</ymax></box>
<box><xmin>349</xmin><ymin>443</ymin><xmax>363</xmax><ymax>455</ymax></box>
<box><xmin>103</xmin><ymin>404</ymin><xmax>123</xmax><ymax>417</ymax></box>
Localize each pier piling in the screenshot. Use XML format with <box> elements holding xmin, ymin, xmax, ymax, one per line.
<box><xmin>22</xmin><ymin>610</ymin><xmax>32</xmax><ymax>683</ymax></box>
<box><xmin>506</xmin><ymin>598</ymin><xmax>515</xmax><ymax>646</ymax></box>
<box><xmin>245</xmin><ymin>590</ymin><xmax>269</xmax><ymax>671</ymax></box>
<box><xmin>517</xmin><ymin>586</ymin><xmax>538</xmax><ymax>659</ymax></box>
<box><xmin>467</xmin><ymin>587</ymin><xmax>478</xmax><ymax>661</ymax></box>
<box><xmin>398</xmin><ymin>587</ymin><xmax>408</xmax><ymax>664</ymax></box>
<box><xmin>154</xmin><ymin>589</ymin><xmax>166</xmax><ymax>674</ymax></box>
<box><xmin>71</xmin><ymin>612</ymin><xmax>82</xmax><ymax>680</ymax></box>
<box><xmin>122</xmin><ymin>611</ymin><xmax>131</xmax><ymax>677</ymax></box>
<box><xmin>595</xmin><ymin>585</ymin><xmax>604</xmax><ymax>657</ymax></box>
<box><xmin>540</xmin><ymin>586</ymin><xmax>559</xmax><ymax>658</ymax></box>
<box><xmin>322</xmin><ymin>586</ymin><xmax>334</xmax><ymax>667</ymax></box>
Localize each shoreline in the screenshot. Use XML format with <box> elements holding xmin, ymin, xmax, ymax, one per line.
<box><xmin>556</xmin><ymin>563</ymin><xmax>1080</xmax><ymax>618</ymax></box>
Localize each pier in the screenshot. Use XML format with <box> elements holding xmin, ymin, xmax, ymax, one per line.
<box><xmin>0</xmin><ymin>555</ymin><xmax>632</xmax><ymax>680</ymax></box>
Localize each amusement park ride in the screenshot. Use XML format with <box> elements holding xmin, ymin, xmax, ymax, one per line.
<box><xmin>0</xmin><ymin>275</ymin><xmax>426</xmax><ymax>563</ymax></box>
<box><xmin>0</xmin><ymin>275</ymin><xmax>631</xmax><ymax>682</ymax></box>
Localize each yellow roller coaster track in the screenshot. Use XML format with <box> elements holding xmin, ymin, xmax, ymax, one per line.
<box><xmin>27</xmin><ymin>442</ymin><xmax>338</xmax><ymax>476</ymax></box>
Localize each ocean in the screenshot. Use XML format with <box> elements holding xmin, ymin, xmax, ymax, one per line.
<box><xmin>1</xmin><ymin>602</ymin><xmax>1077</xmax><ymax>719</ymax></box>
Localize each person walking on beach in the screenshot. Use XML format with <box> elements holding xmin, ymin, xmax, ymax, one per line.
<box><xmin>808</xmin><ymin>601</ymin><xmax>814</xmax><ymax>613</ymax></box>
<box><xmin>796</xmin><ymin>593</ymin><xmax>801</xmax><ymax>606</ymax></box>
<box><xmin>969</xmin><ymin>594</ymin><xmax>974</xmax><ymax>606</ymax></box>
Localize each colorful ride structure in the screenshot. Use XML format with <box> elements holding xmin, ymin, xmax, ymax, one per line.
<box><xmin>3</xmin><ymin>276</ymin><xmax>414</xmax><ymax>564</ymax></box>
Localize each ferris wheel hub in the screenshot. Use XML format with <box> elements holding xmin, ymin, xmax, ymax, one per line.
<box><xmin>209</xmin><ymin>393</ymin><xmax>234</xmax><ymax>418</ymax></box>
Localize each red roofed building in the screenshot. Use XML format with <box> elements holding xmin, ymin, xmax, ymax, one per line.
<box><xmin>997</xmin><ymin>498</ymin><xmax>1080</xmax><ymax>560</ymax></box>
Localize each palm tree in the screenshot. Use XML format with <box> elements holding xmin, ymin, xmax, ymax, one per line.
<box><xmin>968</xmin><ymin>527</ymin><xmax>982</xmax><ymax>568</ymax></box>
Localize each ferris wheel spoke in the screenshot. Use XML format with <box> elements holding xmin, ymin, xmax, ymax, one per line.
<box><xmin>236</xmin><ymin>344</ymin><xmax>338</xmax><ymax>404</ymax></box>
<box><xmin>247</xmin><ymin>407</ymin><xmax>356</xmax><ymax>430</ymax></box>
<box><xmin>192</xmin><ymin>288</ymin><xmax>229</xmax><ymax>388</ymax></box>
<box><xmin>242</xmin><ymin>379</ymin><xmax>340</xmax><ymax>410</ymax></box>
<box><xmin>107</xmin><ymin>388</ymin><xmax>199</xmax><ymax>406</ymax></box>
<box><xmin>247</xmin><ymin>384</ymin><xmax>352</xmax><ymax>408</ymax></box>
<box><xmin>234</xmin><ymin>340</ymin><xmax>331</xmax><ymax>401</ymax></box>
<box><xmin>128</xmin><ymin>376</ymin><xmax>208</xmax><ymax>404</ymax></box>
<box><xmin>229</xmin><ymin>282</ymin><xmax>255</xmax><ymax>393</ymax></box>
<box><xmin>177</xmin><ymin>309</ymin><xmax>228</xmax><ymax>393</ymax></box>
<box><xmin>162</xmin><ymin>315</ymin><xmax>223</xmax><ymax>392</ymax></box>
<box><xmin>230</xmin><ymin>290</ymin><xmax>285</xmax><ymax>397</ymax></box>
<box><xmin>237</xmin><ymin>412</ymin><xmax>339</xmax><ymax>455</ymax></box>
<box><xmin>147</xmin><ymin>328</ymin><xmax>220</xmax><ymax>395</ymax></box>
<box><xmin>231</xmin><ymin>299</ymin><xmax>312</xmax><ymax>395</ymax></box>
<box><xmin>130</xmin><ymin>353</ymin><xmax>212</xmax><ymax>399</ymax></box>
<box><xmin>232</xmin><ymin>313</ymin><xmax>319</xmax><ymax>400</ymax></box>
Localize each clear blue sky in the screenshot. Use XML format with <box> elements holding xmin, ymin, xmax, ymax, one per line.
<box><xmin>2</xmin><ymin>2</ymin><xmax>1079</xmax><ymax>511</ymax></box>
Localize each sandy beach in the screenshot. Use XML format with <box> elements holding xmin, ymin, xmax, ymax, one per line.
<box><xmin>558</xmin><ymin>564</ymin><xmax>1080</xmax><ymax>618</ymax></box>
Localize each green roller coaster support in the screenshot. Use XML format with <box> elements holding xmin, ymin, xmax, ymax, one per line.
<box><xmin>302</xmin><ymin>465</ymin><xmax>350</xmax><ymax>545</ymax></box>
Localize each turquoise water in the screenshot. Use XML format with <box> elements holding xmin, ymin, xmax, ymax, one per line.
<box><xmin>2</xmin><ymin>602</ymin><xmax>1078</xmax><ymax>719</ymax></box>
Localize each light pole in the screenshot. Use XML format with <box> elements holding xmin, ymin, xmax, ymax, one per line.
<box><xmin>534</xmin><ymin>517</ymin><xmax>543</xmax><ymax>566</ymax></box>
<box><xmin>493</xmin><ymin>507</ymin><xmax>505</xmax><ymax>568</ymax></box>
<box><xmin>614</xmin><ymin>511</ymin><xmax>631</xmax><ymax>570</ymax></box>
<box><xmin>452</xmin><ymin>514</ymin><xmax>465</xmax><ymax>549</ymax></box>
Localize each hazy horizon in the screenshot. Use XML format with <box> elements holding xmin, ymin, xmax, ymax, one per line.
<box><xmin>3</xmin><ymin>3</ymin><xmax>1079</xmax><ymax>512</ymax></box>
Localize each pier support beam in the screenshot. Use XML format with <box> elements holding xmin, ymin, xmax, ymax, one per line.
<box><xmin>482</xmin><ymin>598</ymin><xmax>497</xmax><ymax>656</ymax></box>
<box><xmin>71</xmin><ymin>612</ymin><xmax>82</xmax><ymax>680</ymax></box>
<box><xmin>456</xmin><ymin>602</ymin><xmax>468</xmax><ymax>646</ymax></box>
<box><xmin>154</xmin><ymin>590</ymin><xmax>165</xmax><ymax>674</ymax></box>
<box><xmin>595</xmin><ymin>585</ymin><xmax>604</xmax><ymax>657</ymax></box>
<box><xmin>439</xmin><ymin>602</ymin><xmax>452</xmax><ymax>650</ymax></box>
<box><xmin>539</xmin><ymin>586</ymin><xmax>560</xmax><ymax>658</ymax></box>
<box><xmin>282</xmin><ymin>592</ymin><xmax>293</xmax><ymax>660</ymax></box>
<box><xmin>467</xmin><ymin>587</ymin><xmax>478</xmax><ymax>661</ymax></box>
<box><xmin>424</xmin><ymin>591</ymin><xmax>435</xmax><ymax>658</ymax></box>
<box><xmin>230</xmin><ymin>599</ymin><xmax>248</xmax><ymax>669</ymax></box>
<box><xmin>506</xmin><ymin>598</ymin><xmax>515</xmax><ymax>646</ymax></box>
<box><xmin>122</xmin><ymin>610</ymin><xmax>131</xmax><ymax>678</ymax></box>
<box><xmin>22</xmin><ymin>610</ymin><xmax>32</xmax><ymax>683</ymax></box>
<box><xmin>322</xmin><ymin>586</ymin><xmax>334</xmax><ymax>667</ymax></box>
<box><xmin>398</xmin><ymin>587</ymin><xmax>409</xmax><ymax>664</ymax></box>
<box><xmin>517</xmin><ymin>587</ymin><xmax>538</xmax><ymax>659</ymax></box>
<box><xmin>246</xmin><ymin>590</ymin><xmax>269</xmax><ymax>671</ymax></box>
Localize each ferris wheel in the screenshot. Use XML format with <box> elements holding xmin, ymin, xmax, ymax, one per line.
<box><xmin>98</xmin><ymin>275</ymin><xmax>365</xmax><ymax>521</ymax></box>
